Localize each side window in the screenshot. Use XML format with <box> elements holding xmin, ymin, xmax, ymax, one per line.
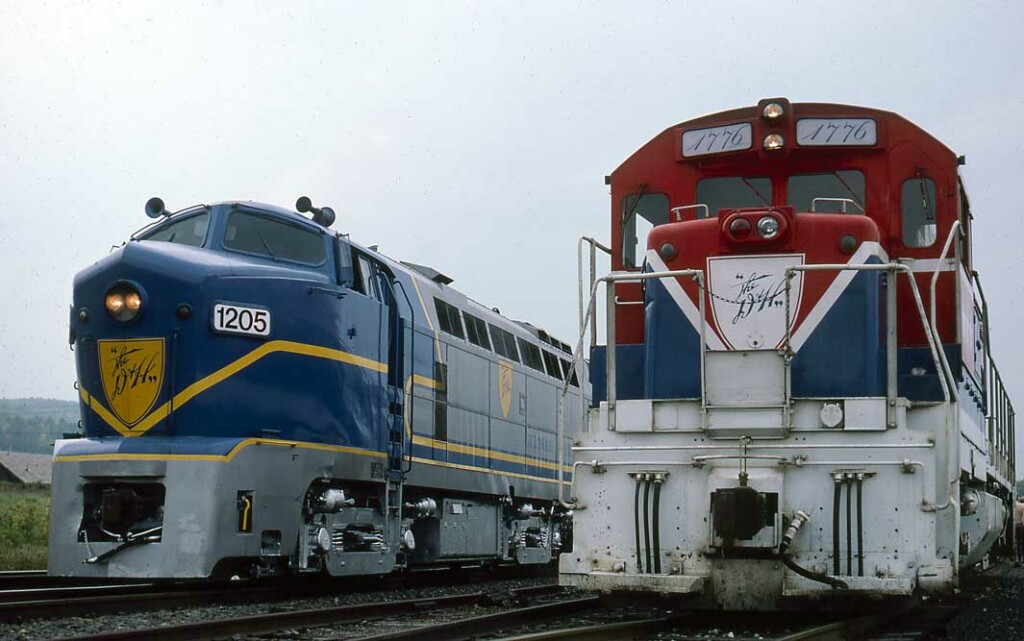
<box><xmin>354</xmin><ymin>255</ymin><xmax>377</xmax><ymax>298</ymax></box>
<box><xmin>517</xmin><ymin>337</ymin><xmax>545</xmax><ymax>373</ymax></box>
<box><xmin>901</xmin><ymin>178</ymin><xmax>937</xmax><ymax>248</ymax></box>
<box><xmin>336</xmin><ymin>238</ymin><xmax>355</xmax><ymax>287</ymax></box>
<box><xmin>622</xmin><ymin>193</ymin><xmax>669</xmax><ymax>269</ymax></box>
<box><xmin>142</xmin><ymin>212</ymin><xmax>210</xmax><ymax>247</ymax></box>
<box><xmin>560</xmin><ymin>358</ymin><xmax>580</xmax><ymax>387</ymax></box>
<box><xmin>434</xmin><ymin>298</ymin><xmax>465</xmax><ymax>339</ymax></box>
<box><xmin>787</xmin><ymin>171</ymin><xmax>865</xmax><ymax>213</ymax></box>
<box><xmin>542</xmin><ymin>350</ymin><xmax>564</xmax><ymax>381</ymax></box>
<box><xmin>464</xmin><ymin>313</ymin><xmax>492</xmax><ymax>350</ymax></box>
<box><xmin>490</xmin><ymin>324</ymin><xmax>520</xmax><ymax>362</ymax></box>
<box><xmin>695</xmin><ymin>177</ymin><xmax>772</xmax><ymax>218</ymax></box>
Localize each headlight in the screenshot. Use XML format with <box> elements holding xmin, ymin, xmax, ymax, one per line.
<box><xmin>763</xmin><ymin>133</ymin><xmax>784</xmax><ymax>151</ymax></box>
<box><xmin>762</xmin><ymin>102</ymin><xmax>785</xmax><ymax>121</ymax></box>
<box><xmin>756</xmin><ymin>216</ymin><xmax>780</xmax><ymax>239</ymax></box>
<box><xmin>104</xmin><ymin>284</ymin><xmax>143</xmax><ymax>323</ymax></box>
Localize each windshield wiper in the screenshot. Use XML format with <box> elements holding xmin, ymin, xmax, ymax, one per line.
<box><xmin>257</xmin><ymin>232</ymin><xmax>277</xmax><ymax>261</ymax></box>
<box><xmin>741</xmin><ymin>177</ymin><xmax>771</xmax><ymax>205</ymax></box>
<box><xmin>831</xmin><ymin>172</ymin><xmax>865</xmax><ymax>208</ymax></box>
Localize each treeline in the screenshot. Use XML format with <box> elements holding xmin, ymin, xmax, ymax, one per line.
<box><xmin>0</xmin><ymin>398</ymin><xmax>80</xmax><ymax>455</ymax></box>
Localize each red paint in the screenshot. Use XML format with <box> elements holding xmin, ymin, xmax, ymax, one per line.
<box><xmin>609</xmin><ymin>99</ymin><xmax>966</xmax><ymax>350</ymax></box>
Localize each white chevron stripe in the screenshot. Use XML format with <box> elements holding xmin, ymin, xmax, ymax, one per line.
<box><xmin>646</xmin><ymin>250</ymin><xmax>727</xmax><ymax>350</ymax></box>
<box><xmin>789</xmin><ymin>241</ymin><xmax>888</xmax><ymax>352</ymax></box>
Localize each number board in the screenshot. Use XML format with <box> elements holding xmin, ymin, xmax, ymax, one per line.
<box><xmin>681</xmin><ymin>123</ymin><xmax>752</xmax><ymax>157</ymax></box>
<box><xmin>212</xmin><ymin>303</ymin><xmax>271</xmax><ymax>338</ymax></box>
<box><xmin>796</xmin><ymin>118</ymin><xmax>877</xmax><ymax>146</ymax></box>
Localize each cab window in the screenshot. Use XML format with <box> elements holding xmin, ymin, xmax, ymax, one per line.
<box><xmin>787</xmin><ymin>171</ymin><xmax>865</xmax><ymax>213</ymax></box>
<box><xmin>622</xmin><ymin>193</ymin><xmax>669</xmax><ymax>269</ymax></box>
<box><xmin>141</xmin><ymin>212</ymin><xmax>210</xmax><ymax>247</ymax></box>
<box><xmin>901</xmin><ymin>178</ymin><xmax>937</xmax><ymax>248</ymax></box>
<box><xmin>695</xmin><ymin>177</ymin><xmax>771</xmax><ymax>218</ymax></box>
<box><xmin>224</xmin><ymin>212</ymin><xmax>326</xmax><ymax>265</ymax></box>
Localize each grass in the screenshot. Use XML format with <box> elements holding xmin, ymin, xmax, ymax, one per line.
<box><xmin>0</xmin><ymin>482</ymin><xmax>49</xmax><ymax>570</ymax></box>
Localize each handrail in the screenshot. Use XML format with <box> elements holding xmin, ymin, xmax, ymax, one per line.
<box><xmin>670</xmin><ymin>204</ymin><xmax>709</xmax><ymax>221</ymax></box>
<box><xmin>784</xmin><ymin>263</ymin><xmax>951</xmax><ymax>404</ymax></box>
<box><xmin>810</xmin><ymin>198</ymin><xmax>865</xmax><ymax>214</ymax></box>
<box><xmin>928</xmin><ymin>220</ymin><xmax>962</xmax><ymax>397</ymax></box>
<box><xmin>557</xmin><ymin>267</ymin><xmax>704</xmax><ymax>509</ymax></box>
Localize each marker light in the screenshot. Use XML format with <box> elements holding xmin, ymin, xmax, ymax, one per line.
<box><xmin>659</xmin><ymin>241</ymin><xmax>678</xmax><ymax>261</ymax></box>
<box><xmin>104</xmin><ymin>284</ymin><xmax>143</xmax><ymax>323</ymax></box>
<box><xmin>728</xmin><ymin>217</ymin><xmax>752</xmax><ymax>240</ymax></box>
<box><xmin>762</xmin><ymin>102</ymin><xmax>785</xmax><ymax>121</ymax></box>
<box><xmin>756</xmin><ymin>216</ymin><xmax>780</xmax><ymax>239</ymax></box>
<box><xmin>763</xmin><ymin>133</ymin><xmax>784</xmax><ymax>151</ymax></box>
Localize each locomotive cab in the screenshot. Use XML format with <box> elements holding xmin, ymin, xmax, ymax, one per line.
<box><xmin>561</xmin><ymin>98</ymin><xmax>1015</xmax><ymax>610</ymax></box>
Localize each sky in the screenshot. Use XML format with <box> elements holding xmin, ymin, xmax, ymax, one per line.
<box><xmin>1</xmin><ymin>1</ymin><xmax>1022</xmax><ymax>459</ymax></box>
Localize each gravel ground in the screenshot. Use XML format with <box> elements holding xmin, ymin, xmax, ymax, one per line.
<box><xmin>944</xmin><ymin>561</ymin><xmax>1024</xmax><ymax>640</ymax></box>
<box><xmin>0</xmin><ymin>575</ymin><xmax>554</xmax><ymax>641</ymax></box>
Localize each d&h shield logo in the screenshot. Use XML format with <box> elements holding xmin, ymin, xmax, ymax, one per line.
<box><xmin>498</xmin><ymin>360</ymin><xmax>513</xmax><ymax>419</ymax></box>
<box><xmin>98</xmin><ymin>338</ymin><xmax>165</xmax><ymax>428</ymax></box>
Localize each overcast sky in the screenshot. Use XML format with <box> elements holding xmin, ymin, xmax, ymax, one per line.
<box><xmin>1</xmin><ymin>1</ymin><xmax>1021</xmax><ymax>458</ymax></box>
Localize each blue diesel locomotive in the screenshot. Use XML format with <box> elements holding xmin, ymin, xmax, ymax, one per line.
<box><xmin>50</xmin><ymin>198</ymin><xmax>584</xmax><ymax>579</ymax></box>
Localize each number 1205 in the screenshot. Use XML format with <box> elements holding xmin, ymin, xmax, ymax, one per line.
<box><xmin>213</xmin><ymin>304</ymin><xmax>271</xmax><ymax>337</ymax></box>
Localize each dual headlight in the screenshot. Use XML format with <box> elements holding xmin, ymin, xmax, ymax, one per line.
<box><xmin>104</xmin><ymin>283</ymin><xmax>143</xmax><ymax>323</ymax></box>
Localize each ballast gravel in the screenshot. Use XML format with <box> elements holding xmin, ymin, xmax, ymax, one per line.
<box><xmin>0</xmin><ymin>575</ymin><xmax>552</xmax><ymax>641</ymax></box>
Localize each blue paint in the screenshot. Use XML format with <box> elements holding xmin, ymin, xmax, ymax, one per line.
<box><xmin>790</xmin><ymin>269</ymin><xmax>886</xmax><ymax>397</ymax></box>
<box><xmin>643</xmin><ymin>278</ymin><xmax>702</xmax><ymax>399</ymax></box>
<box><xmin>589</xmin><ymin>344</ymin><xmax>647</xmax><ymax>406</ymax></box>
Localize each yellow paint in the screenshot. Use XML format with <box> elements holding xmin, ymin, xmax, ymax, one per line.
<box><xmin>411</xmin><ymin>434</ymin><xmax>571</xmax><ymax>473</ymax></box>
<box><xmin>82</xmin><ymin>339</ymin><xmax>389</xmax><ymax>437</ymax></box>
<box><xmin>97</xmin><ymin>338</ymin><xmax>165</xmax><ymax>427</ymax></box>
<box><xmin>409</xmin><ymin>276</ymin><xmax>446</xmax><ymax>389</ymax></box>
<box><xmin>54</xmin><ymin>437</ymin><xmax>388</xmax><ymax>463</ymax></box>
<box><xmin>410</xmin><ymin>456</ymin><xmax>570</xmax><ymax>486</ymax></box>
<box><xmin>498</xmin><ymin>360</ymin><xmax>513</xmax><ymax>419</ymax></box>
<box><xmin>240</xmin><ymin>495</ymin><xmax>252</xmax><ymax>532</ymax></box>
<box><xmin>54</xmin><ymin>436</ymin><xmax>569</xmax><ymax>485</ymax></box>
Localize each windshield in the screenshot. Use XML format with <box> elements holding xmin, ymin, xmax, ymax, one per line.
<box><xmin>139</xmin><ymin>212</ymin><xmax>210</xmax><ymax>247</ymax></box>
<box><xmin>695</xmin><ymin>177</ymin><xmax>771</xmax><ymax>217</ymax></box>
<box><xmin>788</xmin><ymin>171</ymin><xmax>865</xmax><ymax>213</ymax></box>
<box><xmin>224</xmin><ymin>211</ymin><xmax>326</xmax><ymax>265</ymax></box>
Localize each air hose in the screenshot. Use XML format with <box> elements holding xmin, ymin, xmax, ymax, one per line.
<box><xmin>780</xmin><ymin>510</ymin><xmax>848</xmax><ymax>589</ymax></box>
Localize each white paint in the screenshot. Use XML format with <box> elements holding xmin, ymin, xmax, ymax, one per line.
<box><xmin>707</xmin><ymin>254</ymin><xmax>804</xmax><ymax>350</ymax></box>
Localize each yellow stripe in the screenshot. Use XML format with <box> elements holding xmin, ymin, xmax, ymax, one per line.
<box><xmin>54</xmin><ymin>437</ymin><xmax>387</xmax><ymax>463</ymax></box>
<box><xmin>412</xmin><ymin>434</ymin><xmax>571</xmax><ymax>473</ymax></box>
<box><xmin>410</xmin><ymin>456</ymin><xmax>570</xmax><ymax>485</ymax></box>
<box><xmin>85</xmin><ymin>340</ymin><xmax>389</xmax><ymax>437</ymax></box>
<box><xmin>409</xmin><ymin>276</ymin><xmax>447</xmax><ymax>385</ymax></box>
<box><xmin>412</xmin><ymin>374</ymin><xmax>438</xmax><ymax>390</ymax></box>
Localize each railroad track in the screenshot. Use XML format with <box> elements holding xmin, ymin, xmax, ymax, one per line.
<box><xmin>44</xmin><ymin>584</ymin><xmax>568</xmax><ymax>641</ymax></box>
<box><xmin>0</xmin><ymin>565</ymin><xmax>554</xmax><ymax>625</ymax></box>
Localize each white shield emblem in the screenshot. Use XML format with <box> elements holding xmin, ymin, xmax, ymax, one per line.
<box><xmin>707</xmin><ymin>254</ymin><xmax>803</xmax><ymax>350</ymax></box>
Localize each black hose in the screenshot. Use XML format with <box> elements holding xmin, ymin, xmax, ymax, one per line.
<box><xmin>856</xmin><ymin>478</ymin><xmax>864</xmax><ymax>577</ymax></box>
<box><xmin>846</xmin><ymin>479</ymin><xmax>852</xmax><ymax>576</ymax></box>
<box><xmin>633</xmin><ymin>477</ymin><xmax>643</xmax><ymax>573</ymax></box>
<box><xmin>643</xmin><ymin>478</ymin><xmax>652</xmax><ymax>574</ymax></box>
<box><xmin>782</xmin><ymin>555</ymin><xmax>849</xmax><ymax>589</ymax></box>
<box><xmin>652</xmin><ymin>481</ymin><xmax>662</xmax><ymax>574</ymax></box>
<box><xmin>833</xmin><ymin>481</ymin><xmax>841</xmax><ymax>576</ymax></box>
